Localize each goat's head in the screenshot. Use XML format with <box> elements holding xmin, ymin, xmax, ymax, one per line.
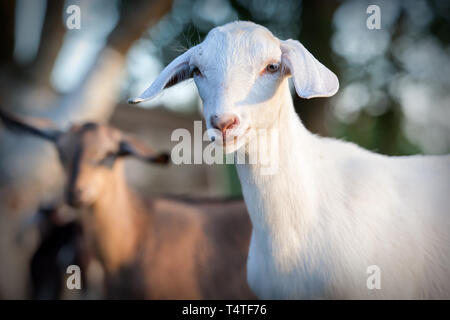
<box><xmin>129</xmin><ymin>21</ymin><xmax>339</xmax><ymax>153</ymax></box>
<box><xmin>0</xmin><ymin>109</ymin><xmax>169</xmax><ymax>208</ymax></box>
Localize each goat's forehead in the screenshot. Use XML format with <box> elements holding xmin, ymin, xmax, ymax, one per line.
<box><xmin>82</xmin><ymin>126</ymin><xmax>120</xmax><ymax>144</ymax></box>
<box><xmin>61</xmin><ymin>124</ymin><xmax>119</xmax><ymax>148</ymax></box>
<box><xmin>195</xmin><ymin>23</ymin><xmax>280</xmax><ymax>67</ymax></box>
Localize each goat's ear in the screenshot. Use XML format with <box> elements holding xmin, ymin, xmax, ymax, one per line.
<box><xmin>128</xmin><ymin>47</ymin><xmax>196</xmax><ymax>104</ymax></box>
<box><xmin>280</xmin><ymin>39</ymin><xmax>339</xmax><ymax>99</ymax></box>
<box><xmin>0</xmin><ymin>108</ymin><xmax>63</xmax><ymax>142</ymax></box>
<box><xmin>118</xmin><ymin>134</ymin><xmax>170</xmax><ymax>165</ymax></box>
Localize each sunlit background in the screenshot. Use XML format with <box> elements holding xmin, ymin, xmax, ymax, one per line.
<box><xmin>131</xmin><ymin>0</ymin><xmax>450</xmax><ymax>155</ymax></box>
<box><xmin>0</xmin><ymin>0</ymin><xmax>449</xmax><ymax>299</ymax></box>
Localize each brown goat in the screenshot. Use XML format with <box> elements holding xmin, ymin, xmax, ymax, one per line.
<box><xmin>0</xmin><ymin>109</ymin><xmax>255</xmax><ymax>299</ymax></box>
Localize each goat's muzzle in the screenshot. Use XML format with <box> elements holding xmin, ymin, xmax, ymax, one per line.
<box><xmin>66</xmin><ymin>188</ymin><xmax>87</xmax><ymax>208</ymax></box>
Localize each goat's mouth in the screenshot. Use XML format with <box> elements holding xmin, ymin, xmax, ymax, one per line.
<box><xmin>219</xmin><ymin>127</ymin><xmax>251</xmax><ymax>148</ymax></box>
<box><xmin>66</xmin><ymin>197</ymin><xmax>84</xmax><ymax>209</ymax></box>
<box><xmin>67</xmin><ymin>198</ymin><xmax>94</xmax><ymax>209</ymax></box>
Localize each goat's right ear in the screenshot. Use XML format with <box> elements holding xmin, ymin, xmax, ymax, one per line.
<box><xmin>0</xmin><ymin>108</ymin><xmax>63</xmax><ymax>142</ymax></box>
<box><xmin>128</xmin><ymin>47</ymin><xmax>196</xmax><ymax>104</ymax></box>
<box><xmin>118</xmin><ymin>134</ymin><xmax>170</xmax><ymax>165</ymax></box>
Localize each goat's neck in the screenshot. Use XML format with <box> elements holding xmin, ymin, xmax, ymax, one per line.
<box><xmin>236</xmin><ymin>82</ymin><xmax>320</xmax><ymax>260</ymax></box>
<box><xmin>86</xmin><ymin>161</ymin><xmax>149</xmax><ymax>273</ymax></box>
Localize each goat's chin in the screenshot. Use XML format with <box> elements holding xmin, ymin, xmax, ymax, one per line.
<box><xmin>220</xmin><ymin>135</ymin><xmax>248</xmax><ymax>154</ymax></box>
<box><xmin>218</xmin><ymin>127</ymin><xmax>253</xmax><ymax>154</ymax></box>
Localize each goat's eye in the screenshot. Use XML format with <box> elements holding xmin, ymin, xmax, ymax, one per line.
<box><xmin>266</xmin><ymin>63</ymin><xmax>280</xmax><ymax>73</ymax></box>
<box><xmin>190</xmin><ymin>66</ymin><xmax>202</xmax><ymax>77</ymax></box>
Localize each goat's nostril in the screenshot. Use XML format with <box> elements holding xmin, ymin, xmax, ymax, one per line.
<box><xmin>211</xmin><ymin>114</ymin><xmax>239</xmax><ymax>135</ymax></box>
<box><xmin>67</xmin><ymin>188</ymin><xmax>83</xmax><ymax>207</ymax></box>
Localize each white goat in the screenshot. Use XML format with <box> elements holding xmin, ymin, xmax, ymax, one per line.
<box><xmin>130</xmin><ymin>21</ymin><xmax>450</xmax><ymax>299</ymax></box>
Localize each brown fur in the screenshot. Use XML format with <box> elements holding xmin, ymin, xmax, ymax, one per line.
<box><xmin>79</xmin><ymin>154</ymin><xmax>254</xmax><ymax>299</ymax></box>
<box><xmin>0</xmin><ymin>110</ymin><xmax>255</xmax><ymax>299</ymax></box>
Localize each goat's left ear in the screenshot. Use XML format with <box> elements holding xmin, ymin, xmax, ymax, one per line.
<box><xmin>118</xmin><ymin>134</ymin><xmax>170</xmax><ymax>165</ymax></box>
<box><xmin>280</xmin><ymin>39</ymin><xmax>339</xmax><ymax>99</ymax></box>
<box><xmin>0</xmin><ymin>107</ymin><xmax>63</xmax><ymax>142</ymax></box>
<box><xmin>128</xmin><ymin>46</ymin><xmax>197</xmax><ymax>104</ymax></box>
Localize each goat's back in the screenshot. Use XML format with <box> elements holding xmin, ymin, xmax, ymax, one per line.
<box><xmin>131</xmin><ymin>197</ymin><xmax>255</xmax><ymax>299</ymax></box>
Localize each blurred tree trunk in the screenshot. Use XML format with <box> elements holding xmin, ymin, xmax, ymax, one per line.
<box><xmin>295</xmin><ymin>0</ymin><xmax>340</xmax><ymax>136</ymax></box>
<box><xmin>26</xmin><ymin>0</ymin><xmax>66</xmax><ymax>88</ymax></box>
<box><xmin>51</xmin><ymin>0</ymin><xmax>173</xmax><ymax>125</ymax></box>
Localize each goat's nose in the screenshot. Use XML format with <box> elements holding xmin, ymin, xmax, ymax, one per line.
<box><xmin>67</xmin><ymin>188</ymin><xmax>83</xmax><ymax>207</ymax></box>
<box><xmin>210</xmin><ymin>114</ymin><xmax>239</xmax><ymax>135</ymax></box>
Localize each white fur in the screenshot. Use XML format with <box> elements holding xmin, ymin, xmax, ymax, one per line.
<box><xmin>131</xmin><ymin>21</ymin><xmax>450</xmax><ymax>299</ymax></box>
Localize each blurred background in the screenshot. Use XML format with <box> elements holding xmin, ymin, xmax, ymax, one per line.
<box><xmin>0</xmin><ymin>0</ymin><xmax>449</xmax><ymax>299</ymax></box>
